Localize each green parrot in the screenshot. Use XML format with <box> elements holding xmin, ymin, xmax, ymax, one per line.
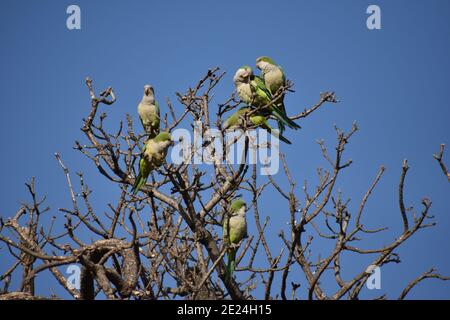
<box><xmin>256</xmin><ymin>56</ymin><xmax>301</xmax><ymax>134</ymax></box>
<box><xmin>131</xmin><ymin>132</ymin><xmax>173</xmax><ymax>194</ymax></box>
<box><xmin>223</xmin><ymin>107</ymin><xmax>292</xmax><ymax>144</ymax></box>
<box><xmin>233</xmin><ymin>66</ymin><xmax>300</xmax><ymax>133</ymax></box>
<box><xmin>138</xmin><ymin>85</ymin><xmax>160</xmax><ymax>138</ymax></box>
<box><xmin>256</xmin><ymin>56</ymin><xmax>287</xmax><ymax>103</ymax></box>
<box><xmin>223</xmin><ymin>199</ymin><xmax>248</xmax><ymax>279</ymax></box>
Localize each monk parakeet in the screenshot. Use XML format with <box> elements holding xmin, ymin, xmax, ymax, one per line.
<box><xmin>223</xmin><ymin>107</ymin><xmax>292</xmax><ymax>144</ymax></box>
<box><xmin>223</xmin><ymin>199</ymin><xmax>247</xmax><ymax>279</ymax></box>
<box><xmin>233</xmin><ymin>66</ymin><xmax>300</xmax><ymax>133</ymax></box>
<box><xmin>256</xmin><ymin>56</ymin><xmax>286</xmax><ymax>102</ymax></box>
<box><xmin>131</xmin><ymin>132</ymin><xmax>173</xmax><ymax>194</ymax></box>
<box><xmin>256</xmin><ymin>56</ymin><xmax>302</xmax><ymax>134</ymax></box>
<box><xmin>138</xmin><ymin>85</ymin><xmax>160</xmax><ymax>138</ymax></box>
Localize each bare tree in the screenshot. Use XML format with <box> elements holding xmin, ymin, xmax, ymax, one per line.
<box><xmin>0</xmin><ymin>68</ymin><xmax>448</xmax><ymax>300</ymax></box>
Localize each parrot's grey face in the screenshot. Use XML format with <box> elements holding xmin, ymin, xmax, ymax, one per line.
<box><xmin>235</xmin><ymin>204</ymin><xmax>247</xmax><ymax>217</ymax></box>
<box><xmin>256</xmin><ymin>60</ymin><xmax>268</xmax><ymax>71</ymax></box>
<box><xmin>144</xmin><ymin>85</ymin><xmax>154</xmax><ymax>96</ymax></box>
<box><xmin>233</xmin><ymin>68</ymin><xmax>251</xmax><ymax>84</ymax></box>
<box><xmin>142</xmin><ymin>85</ymin><xmax>155</xmax><ymax>104</ymax></box>
<box><xmin>161</xmin><ymin>138</ymin><xmax>174</xmax><ymax>148</ymax></box>
<box><xmin>229</xmin><ymin>198</ymin><xmax>247</xmax><ymax>217</ymax></box>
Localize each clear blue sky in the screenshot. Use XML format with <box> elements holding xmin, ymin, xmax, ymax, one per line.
<box><xmin>0</xmin><ymin>0</ymin><xmax>449</xmax><ymax>299</ymax></box>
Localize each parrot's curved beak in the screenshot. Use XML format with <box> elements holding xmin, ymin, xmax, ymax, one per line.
<box><xmin>144</xmin><ymin>85</ymin><xmax>152</xmax><ymax>95</ymax></box>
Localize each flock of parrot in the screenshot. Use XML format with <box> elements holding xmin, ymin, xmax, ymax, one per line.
<box><xmin>131</xmin><ymin>56</ymin><xmax>299</xmax><ymax>279</ymax></box>
<box><xmin>225</xmin><ymin>56</ymin><xmax>301</xmax><ymax>145</ymax></box>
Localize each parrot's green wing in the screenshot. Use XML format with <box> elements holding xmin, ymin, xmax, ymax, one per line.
<box><xmin>250</xmin><ymin>76</ymin><xmax>285</xmax><ymax>131</ymax></box>
<box><xmin>222</xmin><ymin>214</ymin><xmax>234</xmax><ymax>279</ymax></box>
<box><xmin>132</xmin><ymin>157</ymin><xmax>151</xmax><ymax>195</ymax></box>
<box><xmin>251</xmin><ymin>75</ymin><xmax>300</xmax><ymax>132</ymax></box>
<box><xmin>251</xmin><ymin>76</ymin><xmax>272</xmax><ymax>104</ymax></box>
<box><xmin>152</xmin><ymin>101</ymin><xmax>161</xmax><ymax>129</ymax></box>
<box><xmin>223</xmin><ymin>108</ymin><xmax>250</xmax><ymax>130</ymax></box>
<box><xmin>131</xmin><ymin>143</ymin><xmax>150</xmax><ymax>194</ymax></box>
<box><xmin>223</xmin><ymin>112</ymin><xmax>238</xmax><ymax>130</ymax></box>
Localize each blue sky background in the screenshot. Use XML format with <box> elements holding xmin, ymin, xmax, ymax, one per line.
<box><xmin>0</xmin><ymin>0</ymin><xmax>449</xmax><ymax>299</ymax></box>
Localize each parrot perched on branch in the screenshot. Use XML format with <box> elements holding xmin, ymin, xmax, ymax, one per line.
<box><xmin>138</xmin><ymin>85</ymin><xmax>160</xmax><ymax>138</ymax></box>
<box><xmin>233</xmin><ymin>66</ymin><xmax>300</xmax><ymax>133</ymax></box>
<box><xmin>131</xmin><ymin>132</ymin><xmax>173</xmax><ymax>194</ymax></box>
<box><xmin>256</xmin><ymin>56</ymin><xmax>287</xmax><ymax>103</ymax></box>
<box><xmin>223</xmin><ymin>107</ymin><xmax>292</xmax><ymax>144</ymax></box>
<box><xmin>223</xmin><ymin>199</ymin><xmax>248</xmax><ymax>279</ymax></box>
<box><xmin>256</xmin><ymin>56</ymin><xmax>301</xmax><ymax>134</ymax></box>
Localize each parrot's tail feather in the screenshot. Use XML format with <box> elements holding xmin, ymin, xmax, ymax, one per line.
<box><xmin>226</xmin><ymin>248</ymin><xmax>236</xmax><ymax>280</ymax></box>
<box><xmin>265</xmin><ymin>126</ymin><xmax>292</xmax><ymax>145</ymax></box>
<box><xmin>272</xmin><ymin>104</ymin><xmax>301</xmax><ymax>130</ymax></box>
<box><xmin>274</xmin><ymin>132</ymin><xmax>292</xmax><ymax>145</ymax></box>
<box><xmin>278</xmin><ymin>134</ymin><xmax>292</xmax><ymax>145</ymax></box>
<box><xmin>277</xmin><ymin>120</ymin><xmax>286</xmax><ymax>134</ymax></box>
<box><xmin>131</xmin><ymin>173</ymin><xmax>146</xmax><ymax>195</ymax></box>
